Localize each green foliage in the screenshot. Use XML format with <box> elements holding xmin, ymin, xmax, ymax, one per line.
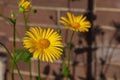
<box><xmin>9</xmin><ymin>18</ymin><xmax>16</xmax><ymax>25</ymax></box>
<box><xmin>15</xmin><ymin>49</ymin><xmax>32</xmax><ymax>63</ymax></box>
<box><xmin>68</xmin><ymin>42</ymin><xmax>73</xmax><ymax>49</ymax></box>
<box><xmin>57</xmin><ymin>29</ymin><xmax>61</xmax><ymax>35</ymax></box>
<box><xmin>19</xmin><ymin>7</ymin><xmax>25</xmax><ymax>13</ymax></box>
<box><xmin>62</xmin><ymin>64</ymin><xmax>70</xmax><ymax>77</ymax></box>
<box><xmin>9</xmin><ymin>11</ymin><xmax>16</xmax><ymax>25</ymax></box>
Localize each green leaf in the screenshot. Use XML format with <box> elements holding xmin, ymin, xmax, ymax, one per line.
<box><xmin>19</xmin><ymin>7</ymin><xmax>25</xmax><ymax>13</ymax></box>
<box><xmin>68</xmin><ymin>43</ymin><xmax>73</xmax><ymax>49</ymax></box>
<box><xmin>61</xmin><ymin>64</ymin><xmax>70</xmax><ymax>77</ymax></box>
<box><xmin>9</xmin><ymin>18</ymin><xmax>16</xmax><ymax>25</ymax></box>
<box><xmin>57</xmin><ymin>29</ymin><xmax>61</xmax><ymax>35</ymax></box>
<box><xmin>15</xmin><ymin>49</ymin><xmax>32</xmax><ymax>63</ymax></box>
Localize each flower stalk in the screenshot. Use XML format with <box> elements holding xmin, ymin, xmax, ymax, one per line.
<box><xmin>68</xmin><ymin>31</ymin><xmax>74</xmax><ymax>68</ymax></box>
<box><xmin>23</xmin><ymin>12</ymin><xmax>29</xmax><ymax>31</ymax></box>
<box><xmin>23</xmin><ymin>12</ymin><xmax>32</xmax><ymax>80</ymax></box>
<box><xmin>38</xmin><ymin>58</ymin><xmax>41</xmax><ymax>80</ymax></box>
<box><xmin>60</xmin><ymin>12</ymin><xmax>91</xmax><ymax>80</ymax></box>
<box><xmin>11</xmin><ymin>13</ymin><xmax>16</xmax><ymax>80</ymax></box>
<box><xmin>66</xmin><ymin>31</ymin><xmax>74</xmax><ymax>80</ymax></box>
<box><xmin>0</xmin><ymin>42</ymin><xmax>23</xmax><ymax>80</ymax></box>
<box><xmin>29</xmin><ymin>60</ymin><xmax>32</xmax><ymax>80</ymax></box>
<box><xmin>11</xmin><ymin>23</ymin><xmax>16</xmax><ymax>80</ymax></box>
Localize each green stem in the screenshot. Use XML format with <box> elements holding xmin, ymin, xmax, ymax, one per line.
<box><xmin>66</xmin><ymin>31</ymin><xmax>74</xmax><ymax>80</ymax></box>
<box><xmin>11</xmin><ymin>63</ymin><xmax>14</xmax><ymax>80</ymax></box>
<box><xmin>29</xmin><ymin>59</ymin><xmax>32</xmax><ymax>80</ymax></box>
<box><xmin>23</xmin><ymin>12</ymin><xmax>29</xmax><ymax>31</ymax></box>
<box><xmin>68</xmin><ymin>31</ymin><xmax>74</xmax><ymax>68</ymax></box>
<box><xmin>13</xmin><ymin>22</ymin><xmax>16</xmax><ymax>51</ymax></box>
<box><xmin>12</xmin><ymin>20</ymin><xmax>16</xmax><ymax>80</ymax></box>
<box><xmin>0</xmin><ymin>42</ymin><xmax>23</xmax><ymax>80</ymax></box>
<box><xmin>23</xmin><ymin>12</ymin><xmax>32</xmax><ymax>80</ymax></box>
<box><xmin>38</xmin><ymin>58</ymin><xmax>41</xmax><ymax>80</ymax></box>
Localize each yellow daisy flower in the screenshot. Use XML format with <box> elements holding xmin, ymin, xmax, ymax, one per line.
<box><xmin>23</xmin><ymin>27</ymin><xmax>64</xmax><ymax>62</ymax></box>
<box><xmin>60</xmin><ymin>12</ymin><xmax>91</xmax><ymax>32</ymax></box>
<box><xmin>19</xmin><ymin>0</ymin><xmax>32</xmax><ymax>12</ymax></box>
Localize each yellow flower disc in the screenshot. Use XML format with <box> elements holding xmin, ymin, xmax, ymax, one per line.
<box><xmin>23</xmin><ymin>27</ymin><xmax>64</xmax><ymax>62</ymax></box>
<box><xmin>19</xmin><ymin>0</ymin><xmax>32</xmax><ymax>12</ymax></box>
<box><xmin>38</xmin><ymin>39</ymin><xmax>50</xmax><ymax>49</ymax></box>
<box><xmin>60</xmin><ymin>12</ymin><xmax>91</xmax><ymax>32</ymax></box>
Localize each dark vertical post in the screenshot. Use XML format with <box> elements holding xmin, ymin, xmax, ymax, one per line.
<box><xmin>86</xmin><ymin>0</ymin><xmax>94</xmax><ymax>80</ymax></box>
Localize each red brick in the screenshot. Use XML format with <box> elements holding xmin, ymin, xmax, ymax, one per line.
<box><xmin>96</xmin><ymin>48</ymin><xmax>120</xmax><ymax>63</ymax></box>
<box><xmin>32</xmin><ymin>0</ymin><xmax>87</xmax><ymax>9</ymax></box>
<box><xmin>0</xmin><ymin>19</ymin><xmax>26</xmax><ymax>37</ymax></box>
<box><xmin>0</xmin><ymin>20</ymin><xmax>12</xmax><ymax>37</ymax></box>
<box><xmin>96</xmin><ymin>64</ymin><xmax>120</xmax><ymax>79</ymax></box>
<box><xmin>69</xmin><ymin>0</ymin><xmax>88</xmax><ymax>9</ymax></box>
<box><xmin>65</xmin><ymin>47</ymin><xmax>87</xmax><ymax>63</ymax></box>
<box><xmin>14</xmin><ymin>62</ymin><xmax>30</xmax><ymax>72</ymax></box>
<box><xmin>32</xmin><ymin>0</ymin><xmax>68</xmax><ymax>8</ymax></box>
<box><xmin>6</xmin><ymin>56</ymin><xmax>30</xmax><ymax>72</ymax></box>
<box><xmin>7</xmin><ymin>72</ymin><xmax>36</xmax><ymax>80</ymax></box>
<box><xmin>96</xmin><ymin>0</ymin><xmax>120</xmax><ymax>8</ymax></box>
<box><xmin>32</xmin><ymin>60</ymin><xmax>86</xmax><ymax>79</ymax></box>
<box><xmin>0</xmin><ymin>34</ymin><xmax>7</xmax><ymax>45</ymax></box>
<box><xmin>1</xmin><ymin>0</ymin><xmax>120</xmax><ymax>80</ymax></box>
<box><xmin>95</xmin><ymin>28</ymin><xmax>118</xmax><ymax>46</ymax></box>
<box><xmin>2</xmin><ymin>5</ymin><xmax>26</xmax><ymax>23</ymax></box>
<box><xmin>3</xmin><ymin>0</ymin><xmax>19</xmax><ymax>5</ymax></box>
<box><xmin>60</xmin><ymin>11</ymin><xmax>85</xmax><ymax>17</ymax></box>
<box><xmin>95</xmin><ymin>11</ymin><xmax>120</xmax><ymax>26</ymax></box>
<box><xmin>33</xmin><ymin>60</ymin><xmax>61</xmax><ymax>75</ymax></box>
<box><xmin>73</xmin><ymin>65</ymin><xmax>86</xmax><ymax>79</ymax></box>
<box><xmin>106</xmin><ymin>65</ymin><xmax>120</xmax><ymax>79</ymax></box>
<box><xmin>6</xmin><ymin>41</ymin><xmax>24</xmax><ymax>52</ymax></box>
<box><xmin>29</xmin><ymin>9</ymin><xmax>57</xmax><ymax>25</ymax></box>
<box><xmin>0</xmin><ymin>4</ymin><xmax>4</xmax><ymax>12</ymax></box>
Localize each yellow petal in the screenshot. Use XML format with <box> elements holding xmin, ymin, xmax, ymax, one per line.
<box><xmin>67</xmin><ymin>12</ymin><xmax>73</xmax><ymax>23</ymax></box>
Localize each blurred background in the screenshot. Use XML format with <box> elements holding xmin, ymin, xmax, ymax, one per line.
<box><xmin>0</xmin><ymin>0</ymin><xmax>120</xmax><ymax>80</ymax></box>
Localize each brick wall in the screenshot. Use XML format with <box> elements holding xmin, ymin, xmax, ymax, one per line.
<box><xmin>0</xmin><ymin>0</ymin><xmax>120</xmax><ymax>80</ymax></box>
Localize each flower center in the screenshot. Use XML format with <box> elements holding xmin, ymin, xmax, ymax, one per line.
<box><xmin>38</xmin><ymin>39</ymin><xmax>50</xmax><ymax>49</ymax></box>
<box><xmin>71</xmin><ymin>23</ymin><xmax>79</xmax><ymax>29</ymax></box>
